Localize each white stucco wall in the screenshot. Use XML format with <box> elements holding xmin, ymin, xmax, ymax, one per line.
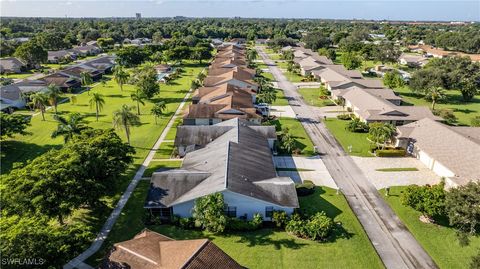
<box><xmin>171</xmin><ymin>190</ymin><xmax>295</xmax><ymax>220</ymax></box>
<box><xmin>414</xmin><ymin>148</ymin><xmax>455</xmax><ymax>179</ymax></box>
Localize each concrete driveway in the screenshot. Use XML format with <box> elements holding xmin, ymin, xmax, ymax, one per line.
<box><xmin>274</xmin><ymin>156</ymin><xmax>338</xmax><ymax>189</ymax></box>
<box><xmin>351</xmin><ymin>156</ymin><xmax>441</xmax><ymax>189</ymax></box>
<box><xmin>270</xmin><ymin>105</ymin><xmax>296</xmax><ymax>118</ymax></box>
<box><xmin>311</xmin><ymin>106</ymin><xmax>344</xmax><ymax>118</ymax></box>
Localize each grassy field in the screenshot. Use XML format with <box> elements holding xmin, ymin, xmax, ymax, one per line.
<box><xmin>0</xmin><ymin>71</ymin><xmax>36</xmax><ymax>79</ymax></box>
<box><xmin>324</xmin><ymin>118</ymin><xmax>373</xmax><ymax>157</ymax></box>
<box><xmin>297</xmin><ymin>88</ymin><xmax>334</xmax><ymax>107</ymax></box>
<box><xmin>275</xmin><ymin>61</ymin><xmax>289</xmax><ymax>69</ymax></box>
<box><xmin>262</xmin><ymin>71</ymin><xmax>275</xmax><ymax>81</ymax></box>
<box><xmin>1</xmin><ymin>63</ymin><xmax>205</xmax><ymax>174</ymax></box>
<box><xmin>383</xmin><ymin>186</ymin><xmax>480</xmax><ymax>269</ymax></box>
<box><xmin>271</xmin><ymin>117</ymin><xmax>315</xmax><ymax>156</ymax></box>
<box><xmin>272</xmin><ymin>88</ymin><xmax>289</xmax><ymax>106</ymax></box>
<box><xmin>394</xmin><ymin>86</ymin><xmax>480</xmax><ymax>126</ymax></box>
<box><xmin>87</xmin><ymin>186</ymin><xmax>383</xmax><ymax>269</ymax></box>
<box><xmin>284</xmin><ymin>71</ymin><xmax>304</xmax><ymax>83</ymax></box>
<box><xmin>143</xmin><ymin>160</ymin><xmax>183</xmax><ymax>177</ymax></box>
<box><xmin>153</xmin><ymin>142</ymin><xmax>175</xmax><ymax>159</ymax></box>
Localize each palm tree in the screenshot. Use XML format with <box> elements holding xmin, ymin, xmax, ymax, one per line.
<box><xmin>89</xmin><ymin>92</ymin><xmax>105</xmax><ymax>121</ymax></box>
<box><xmin>80</xmin><ymin>71</ymin><xmax>93</xmax><ymax>86</ymax></box>
<box><xmin>257</xmin><ymin>87</ymin><xmax>277</xmax><ymax>105</ymax></box>
<box><xmin>45</xmin><ymin>84</ymin><xmax>62</xmax><ymax>114</ymax></box>
<box><xmin>131</xmin><ymin>90</ymin><xmax>146</xmax><ymax>115</ymax></box>
<box><xmin>425</xmin><ymin>86</ymin><xmax>445</xmax><ymax>110</ymax></box>
<box><xmin>31</xmin><ymin>92</ymin><xmax>49</xmax><ymax>121</ymax></box>
<box><xmin>51</xmin><ymin>113</ymin><xmax>88</xmax><ymax>143</ymax></box>
<box><xmin>247</xmin><ymin>49</ymin><xmax>258</xmax><ymax>62</ymax></box>
<box><xmin>151</xmin><ymin>101</ymin><xmax>167</xmax><ymax>124</ymax></box>
<box><xmin>113</xmin><ymin>67</ymin><xmax>129</xmax><ymax>91</ymax></box>
<box><xmin>112</xmin><ymin>104</ymin><xmax>141</xmax><ymax>145</ymax></box>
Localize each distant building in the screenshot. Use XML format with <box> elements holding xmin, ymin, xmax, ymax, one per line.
<box><xmin>135</xmin><ymin>13</ymin><xmax>141</xmax><ymax>19</ymax></box>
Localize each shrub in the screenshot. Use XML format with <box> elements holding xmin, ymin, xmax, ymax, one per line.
<box><xmin>296</xmin><ymin>180</ymin><xmax>316</xmax><ymax>196</ymax></box>
<box><xmin>401</xmin><ymin>183</ymin><xmax>446</xmax><ymax>219</ymax></box>
<box><xmin>286</xmin><ymin>212</ymin><xmax>334</xmax><ymax>241</ymax></box>
<box><xmin>192</xmin><ymin>193</ymin><xmax>227</xmax><ymax>233</ymax></box>
<box><xmin>445</xmin><ymin>182</ymin><xmax>480</xmax><ymax>235</ymax></box>
<box><xmin>471</xmin><ymin>116</ymin><xmax>480</xmax><ymax>127</ymax></box>
<box><xmin>336</xmin><ymin>114</ymin><xmax>352</xmax><ymax>120</ymax></box>
<box><xmin>227</xmin><ymin>213</ymin><xmax>263</xmax><ymax>231</ymax></box>
<box><xmin>376</xmin><ymin>149</ymin><xmax>406</xmax><ymax>157</ymax></box>
<box><xmin>272</xmin><ymin>210</ymin><xmax>289</xmax><ymax>228</ymax></box>
<box><xmin>346</xmin><ymin>118</ymin><xmax>369</xmax><ymax>133</ymax></box>
<box><xmin>435</xmin><ymin>109</ymin><xmax>457</xmax><ymax>125</ymax></box>
<box><xmin>179</xmin><ymin>217</ymin><xmax>196</xmax><ymax>229</ymax></box>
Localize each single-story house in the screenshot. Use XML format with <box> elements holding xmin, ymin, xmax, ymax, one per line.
<box><xmin>145</xmin><ymin>118</ymin><xmax>299</xmax><ymax>220</ymax></box>
<box><xmin>47</xmin><ymin>50</ymin><xmax>77</xmax><ymax>63</ymax></box>
<box><xmin>0</xmin><ymin>57</ymin><xmax>26</xmax><ymax>74</ymax></box>
<box><xmin>85</xmin><ymin>40</ymin><xmax>98</xmax><ymax>46</ymax></box>
<box><xmin>398</xmin><ymin>53</ymin><xmax>429</xmax><ymax>67</ymax></box>
<box><xmin>41</xmin><ymin>73</ymin><xmax>81</xmax><ymax>92</ymax></box>
<box><xmin>59</xmin><ymin>66</ymin><xmax>103</xmax><ymax>81</ymax></box>
<box><xmin>342</xmin><ymin>89</ymin><xmax>441</xmax><ymax>126</ymax></box>
<box><xmin>0</xmin><ymin>79</ymin><xmax>49</xmax><ymax>109</ymax></box>
<box><xmin>297</xmin><ymin>56</ymin><xmax>333</xmax><ymax>76</ymax></box>
<box><xmin>255</xmin><ymin>38</ymin><xmax>269</xmax><ymax>44</ymax></box>
<box><xmin>210</xmin><ymin>38</ymin><xmax>224</xmax><ymax>47</ymax></box>
<box><xmin>102</xmin><ymin>229</ymin><xmax>244</xmax><ymax>269</ymax></box>
<box><xmin>313</xmin><ymin>65</ymin><xmax>363</xmax><ymax>90</ymax></box>
<box><xmin>331</xmin><ymin>86</ymin><xmax>403</xmax><ymax>106</ymax></box>
<box><xmin>203</xmin><ymin>69</ymin><xmax>258</xmax><ymax>91</ymax></box>
<box><xmin>71</xmin><ymin>45</ymin><xmax>101</xmax><ymax>57</ymax></box>
<box><xmin>154</xmin><ymin>64</ymin><xmax>172</xmax><ymax>73</ymax></box>
<box><xmin>176</xmin><ymin>118</ymin><xmax>276</xmax><ymax>156</ymax></box>
<box><xmin>395</xmin><ymin>118</ymin><xmax>480</xmax><ymax>188</ymax></box>
<box><xmin>80</xmin><ymin>55</ymin><xmax>116</xmax><ymax>73</ymax></box>
<box><xmin>208</xmin><ymin>66</ymin><xmax>255</xmax><ymax>77</ymax></box>
<box><xmin>229</xmin><ymin>38</ymin><xmax>247</xmax><ymax>44</ymax></box>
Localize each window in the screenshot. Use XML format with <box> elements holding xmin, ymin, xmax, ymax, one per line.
<box><xmin>224</xmin><ymin>206</ymin><xmax>237</xmax><ymax>217</ymax></box>
<box><xmin>209</xmin><ymin>119</ymin><xmax>213</xmax><ymax>125</ymax></box>
<box><xmin>150</xmin><ymin>207</ymin><xmax>172</xmax><ymax>218</ymax></box>
<box><xmin>265</xmin><ymin>206</ymin><xmax>274</xmax><ymax>218</ymax></box>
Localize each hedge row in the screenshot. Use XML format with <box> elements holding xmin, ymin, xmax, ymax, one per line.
<box><xmin>376</xmin><ymin>149</ymin><xmax>406</xmax><ymax>157</ymax></box>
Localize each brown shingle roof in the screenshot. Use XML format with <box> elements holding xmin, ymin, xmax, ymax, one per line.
<box><xmin>103</xmin><ymin>229</ymin><xmax>243</xmax><ymax>269</ymax></box>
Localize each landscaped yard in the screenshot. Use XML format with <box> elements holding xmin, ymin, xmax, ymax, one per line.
<box><xmin>284</xmin><ymin>71</ymin><xmax>304</xmax><ymax>83</ymax></box>
<box><xmin>262</xmin><ymin>71</ymin><xmax>275</xmax><ymax>81</ymax></box>
<box><xmin>272</xmin><ymin>88</ymin><xmax>289</xmax><ymax>106</ymax></box>
<box><xmin>297</xmin><ymin>88</ymin><xmax>334</xmax><ymax>107</ymax></box>
<box><xmin>394</xmin><ymin>86</ymin><xmax>480</xmax><ymax>126</ymax></box>
<box><xmin>383</xmin><ymin>186</ymin><xmax>480</xmax><ymax>269</ymax></box>
<box><xmin>0</xmin><ymin>71</ymin><xmax>36</xmax><ymax>79</ymax></box>
<box><xmin>324</xmin><ymin>118</ymin><xmax>373</xmax><ymax>157</ymax></box>
<box><xmin>275</xmin><ymin>61</ymin><xmax>288</xmax><ymax>69</ymax></box>
<box><xmin>271</xmin><ymin>117</ymin><xmax>315</xmax><ymax>156</ymax></box>
<box><xmin>1</xmin><ymin>63</ymin><xmax>205</xmax><ymax>174</ymax></box>
<box><xmin>87</xmin><ymin>186</ymin><xmax>383</xmax><ymax>269</ymax></box>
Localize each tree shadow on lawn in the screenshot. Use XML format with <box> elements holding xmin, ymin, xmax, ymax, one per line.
<box><xmin>298</xmin><ymin>187</ymin><xmax>355</xmax><ymax>242</ymax></box>
<box><xmin>104</xmin><ymin>94</ymin><xmax>125</xmax><ymax>98</ymax></box>
<box><xmin>0</xmin><ymin>140</ymin><xmax>60</xmax><ymax>174</ymax></box>
<box><xmin>231</xmin><ymin>229</ymin><xmax>308</xmax><ymax>250</ymax></box>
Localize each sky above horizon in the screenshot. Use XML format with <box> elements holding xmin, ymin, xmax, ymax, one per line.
<box><xmin>1</xmin><ymin>0</ymin><xmax>479</xmax><ymax>21</ymax></box>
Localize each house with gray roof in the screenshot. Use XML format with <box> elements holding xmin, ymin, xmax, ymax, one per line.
<box><xmin>145</xmin><ymin>118</ymin><xmax>298</xmax><ymax>220</ymax></box>
<box><xmin>0</xmin><ymin>57</ymin><xmax>26</xmax><ymax>74</ymax></box>
<box><xmin>342</xmin><ymin>89</ymin><xmax>441</xmax><ymax>126</ymax></box>
<box><xmin>398</xmin><ymin>53</ymin><xmax>429</xmax><ymax>67</ymax></box>
<box><xmin>47</xmin><ymin>50</ymin><xmax>77</xmax><ymax>63</ymax></box>
<box><xmin>395</xmin><ymin>118</ymin><xmax>480</xmax><ymax>187</ymax></box>
<box><xmin>0</xmin><ymin>80</ymin><xmax>48</xmax><ymax>109</ymax></box>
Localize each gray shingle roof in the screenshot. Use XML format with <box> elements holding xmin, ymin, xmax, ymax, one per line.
<box><xmin>146</xmin><ymin>119</ymin><xmax>298</xmax><ymax>208</ymax></box>
<box><xmin>397</xmin><ymin>118</ymin><xmax>480</xmax><ymax>185</ymax></box>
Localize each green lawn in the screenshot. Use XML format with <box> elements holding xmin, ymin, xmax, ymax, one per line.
<box><xmin>87</xmin><ymin>186</ymin><xmax>383</xmax><ymax>269</ymax></box>
<box><xmin>375</xmin><ymin>168</ymin><xmax>419</xmax><ymax>172</ymax></box>
<box><xmin>383</xmin><ymin>186</ymin><xmax>480</xmax><ymax>269</ymax></box>
<box><xmin>262</xmin><ymin>71</ymin><xmax>275</xmax><ymax>81</ymax></box>
<box><xmin>271</xmin><ymin>117</ymin><xmax>315</xmax><ymax>156</ymax></box>
<box><xmin>324</xmin><ymin>118</ymin><xmax>373</xmax><ymax>157</ymax></box>
<box><xmin>0</xmin><ymin>72</ymin><xmax>36</xmax><ymax>79</ymax></box>
<box><xmin>394</xmin><ymin>86</ymin><xmax>480</xmax><ymax>126</ymax></box>
<box><xmin>269</xmin><ymin>53</ymin><xmax>282</xmax><ymax>61</ymax></box>
<box><xmin>297</xmin><ymin>88</ymin><xmax>334</xmax><ymax>107</ymax></box>
<box><xmin>284</xmin><ymin>71</ymin><xmax>304</xmax><ymax>83</ymax></box>
<box><xmin>153</xmin><ymin>142</ymin><xmax>175</xmax><ymax>159</ymax></box>
<box><xmin>275</xmin><ymin>61</ymin><xmax>289</xmax><ymax>69</ymax></box>
<box><xmin>143</xmin><ymin>160</ymin><xmax>183</xmax><ymax>177</ymax></box>
<box><xmin>272</xmin><ymin>88</ymin><xmax>289</xmax><ymax>106</ymax></box>
<box><xmin>1</xmin><ymin>63</ymin><xmax>205</xmax><ymax>174</ymax></box>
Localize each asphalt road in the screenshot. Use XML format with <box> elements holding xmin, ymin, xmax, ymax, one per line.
<box><xmin>257</xmin><ymin>47</ymin><xmax>438</xmax><ymax>269</ymax></box>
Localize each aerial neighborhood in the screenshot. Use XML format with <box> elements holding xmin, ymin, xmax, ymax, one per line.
<box><xmin>0</xmin><ymin>9</ymin><xmax>479</xmax><ymax>269</ymax></box>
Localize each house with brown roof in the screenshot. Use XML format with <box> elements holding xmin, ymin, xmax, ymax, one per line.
<box><xmin>0</xmin><ymin>57</ymin><xmax>26</xmax><ymax>74</ymax></box>
<box><xmin>47</xmin><ymin>50</ymin><xmax>77</xmax><ymax>63</ymax></box>
<box><xmin>398</xmin><ymin>53</ymin><xmax>429</xmax><ymax>67</ymax></box>
<box><xmin>41</xmin><ymin>73</ymin><xmax>81</xmax><ymax>91</ymax></box>
<box><xmin>102</xmin><ymin>229</ymin><xmax>244</xmax><ymax>269</ymax></box>
<box><xmin>395</xmin><ymin>118</ymin><xmax>480</xmax><ymax>187</ymax></box>
<box><xmin>71</xmin><ymin>45</ymin><xmax>101</xmax><ymax>57</ymax></box>
<box><xmin>145</xmin><ymin>118</ymin><xmax>299</xmax><ymax>220</ymax></box>
<box><xmin>203</xmin><ymin>69</ymin><xmax>258</xmax><ymax>91</ymax></box>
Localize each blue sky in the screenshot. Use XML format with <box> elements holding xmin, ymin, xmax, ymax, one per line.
<box><xmin>1</xmin><ymin>0</ymin><xmax>479</xmax><ymax>21</ymax></box>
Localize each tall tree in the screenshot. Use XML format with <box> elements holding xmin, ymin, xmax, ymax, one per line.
<box><xmin>80</xmin><ymin>72</ymin><xmax>93</xmax><ymax>95</ymax></box>
<box><xmin>51</xmin><ymin>113</ymin><xmax>89</xmax><ymax>143</ymax></box>
<box><xmin>14</xmin><ymin>40</ymin><xmax>47</xmax><ymax>66</ymax></box>
<box><xmin>89</xmin><ymin>92</ymin><xmax>105</xmax><ymax>121</ymax></box>
<box><xmin>31</xmin><ymin>92</ymin><xmax>49</xmax><ymax>121</ymax></box>
<box><xmin>135</xmin><ymin>67</ymin><xmax>160</xmax><ymax>98</ymax></box>
<box><xmin>0</xmin><ymin>113</ymin><xmax>31</xmax><ymax>141</ymax></box>
<box><xmin>445</xmin><ymin>182</ymin><xmax>480</xmax><ymax>235</ymax></box>
<box><xmin>383</xmin><ymin>71</ymin><xmax>405</xmax><ymax>89</ymax></box>
<box><xmin>425</xmin><ymin>86</ymin><xmax>446</xmax><ymax>110</ymax></box>
<box><xmin>45</xmin><ymin>84</ymin><xmax>62</xmax><ymax>114</ymax></box>
<box><xmin>151</xmin><ymin>101</ymin><xmax>167</xmax><ymax>125</ymax></box>
<box><xmin>341</xmin><ymin>51</ymin><xmax>362</xmax><ymax>70</ymax></box>
<box><xmin>113</xmin><ymin>66</ymin><xmax>129</xmax><ymax>91</ymax></box>
<box><xmin>368</xmin><ymin>122</ymin><xmax>395</xmax><ymax>149</ymax></box>
<box><xmin>130</xmin><ymin>90</ymin><xmax>146</xmax><ymax>115</ymax></box>
<box><xmin>112</xmin><ymin>104</ymin><xmax>141</xmax><ymax>145</ymax></box>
